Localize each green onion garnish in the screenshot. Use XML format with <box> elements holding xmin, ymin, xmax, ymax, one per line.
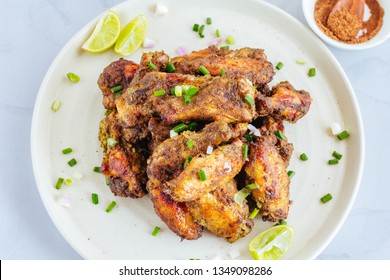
<box><xmin>246</xmin><ymin>183</ymin><xmax>259</xmax><ymax>190</ymax></box>
<box><xmin>91</xmin><ymin>193</ymin><xmax>99</xmax><ymax>205</ymax></box>
<box><xmin>296</xmin><ymin>59</ymin><xmax>307</xmax><ymax>65</ymax></box>
<box><xmin>243</xmin><ymin>144</ymin><xmax>249</xmax><ymax>159</ymax></box>
<box><xmin>67</xmin><ymin>72</ymin><xmax>80</xmax><ymax>83</ymax></box>
<box><xmin>153</xmin><ymin>89</ymin><xmax>166</xmax><ymax>97</ymax></box>
<box><xmin>104</xmin><ymin>109</ymin><xmax>111</xmax><ymax>116</ymax></box>
<box><xmin>332</xmin><ymin>151</ymin><xmax>343</xmax><ymax>160</ymax></box>
<box><xmin>300</xmin><ymin>153</ymin><xmax>308</xmax><ymax>161</ymax></box>
<box><xmin>183</xmin><ymin>156</ymin><xmax>193</xmax><ymax>168</ymax></box>
<box><xmin>186</xmin><ymin>139</ymin><xmax>194</xmax><ymax>148</ymax></box>
<box><xmin>337</xmin><ymin>130</ymin><xmax>350</xmax><ymax>140</ymax></box>
<box><xmin>275</xmin><ymin>130</ymin><xmax>286</xmax><ymax>140</ymax></box>
<box><xmin>320</xmin><ymin>193</ymin><xmax>333</xmax><ymax>203</ymax></box>
<box><xmin>186</xmin><ymin>86</ymin><xmax>198</xmax><ymax>96</ymax></box>
<box><xmin>308</xmin><ymin>67</ymin><xmax>316</xmax><ymax>77</ymax></box>
<box><xmin>249</xmin><ymin>208</ymin><xmax>260</xmax><ymax>219</ymax></box>
<box><xmin>93</xmin><ymin>166</ymin><xmax>101</xmax><ymax>173</ymax></box>
<box><xmin>234</xmin><ymin>188</ymin><xmax>251</xmax><ymax>205</ymax></box>
<box><xmin>276</xmin><ymin>62</ymin><xmax>284</xmax><ymax>70</ymax></box>
<box><xmin>244</xmin><ymin>95</ymin><xmax>255</xmax><ymax>106</ymax></box>
<box><xmin>107</xmin><ymin>138</ymin><xmax>117</xmax><ymax>147</ymax></box>
<box><xmin>184</xmin><ymin>95</ymin><xmax>191</xmax><ymax>104</ymax></box>
<box><xmin>274</xmin><ymin>220</ymin><xmax>288</xmax><ymax>226</ymax></box>
<box><xmin>287</xmin><ymin>170</ymin><xmax>295</xmax><ymax>178</ymax></box>
<box><xmin>199</xmin><ymin>65</ymin><xmax>210</xmax><ymax>75</ymax></box>
<box><xmin>245</xmin><ymin>134</ymin><xmax>253</xmax><ymax>142</ymax></box>
<box><xmin>173</xmin><ymin>85</ymin><xmax>182</xmax><ymax>96</ymax></box>
<box><xmin>216</xmin><ymin>29</ymin><xmax>221</xmax><ymax>37</ymax></box>
<box><xmin>55</xmin><ymin>177</ymin><xmax>64</xmax><ymax>189</ymax></box>
<box><xmin>62</xmin><ymin>148</ymin><xmax>73</xmax><ymax>154</ymax></box>
<box><xmin>148</xmin><ymin>61</ymin><xmax>158</xmax><ymax>70</ymax></box>
<box><xmin>193</xmin><ymin>23</ymin><xmax>199</xmax><ymax>32</ymax></box>
<box><xmin>226</xmin><ymin>35</ymin><xmax>235</xmax><ymax>45</ymax></box>
<box><xmin>165</xmin><ymin>62</ymin><xmax>176</xmax><ymax>73</ymax></box>
<box><xmin>64</xmin><ymin>178</ymin><xmax>73</xmax><ymax>186</ymax></box>
<box><xmin>220</xmin><ymin>69</ymin><xmax>226</xmax><ymax>76</ymax></box>
<box><xmin>152</xmin><ymin>226</ymin><xmax>161</xmax><ymax>236</ymax></box>
<box><xmin>51</xmin><ymin>100</ymin><xmax>61</xmax><ymax>112</ymax></box>
<box><xmin>105</xmin><ymin>201</ymin><xmax>117</xmax><ymax>212</ymax></box>
<box><xmin>114</xmin><ymin>93</ymin><xmax>121</xmax><ymax>99</ymax></box>
<box><xmin>328</xmin><ymin>159</ymin><xmax>339</xmax><ymax>165</ymax></box>
<box><xmin>206</xmin><ymin>17</ymin><xmax>212</xmax><ymax>25</ymax></box>
<box><xmin>68</xmin><ymin>158</ymin><xmax>77</xmax><ymax>167</ymax></box>
<box><xmin>220</xmin><ymin>46</ymin><xmax>230</xmax><ymax>50</ymax></box>
<box><xmin>173</xmin><ymin>123</ymin><xmax>188</xmax><ymax>133</ymax></box>
<box><xmin>111</xmin><ymin>85</ymin><xmax>123</xmax><ymax>93</ymax></box>
<box><xmin>198</xmin><ymin>169</ymin><xmax>207</xmax><ymax>181</ymax></box>
<box><xmin>198</xmin><ymin>24</ymin><xmax>205</xmax><ymax>38</ymax></box>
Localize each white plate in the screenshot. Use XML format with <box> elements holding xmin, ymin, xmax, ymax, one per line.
<box><xmin>31</xmin><ymin>0</ymin><xmax>364</xmax><ymax>259</ymax></box>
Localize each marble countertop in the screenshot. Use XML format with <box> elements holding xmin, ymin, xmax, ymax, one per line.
<box><xmin>1</xmin><ymin>0</ymin><xmax>389</xmax><ymax>259</ymax></box>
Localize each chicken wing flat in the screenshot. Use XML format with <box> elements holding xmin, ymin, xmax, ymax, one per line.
<box><xmin>172</xmin><ymin>46</ymin><xmax>275</xmax><ymax>86</ymax></box>
<box><xmin>244</xmin><ymin>135</ymin><xmax>290</xmax><ymax>221</ymax></box>
<box><xmin>257</xmin><ymin>81</ymin><xmax>312</xmax><ymax>123</ymax></box>
<box><xmin>164</xmin><ymin>139</ymin><xmax>245</xmax><ymax>202</ymax></box>
<box><xmin>187</xmin><ymin>179</ymin><xmax>253</xmax><ymax>243</ymax></box>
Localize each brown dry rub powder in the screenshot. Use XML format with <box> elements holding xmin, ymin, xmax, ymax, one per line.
<box><xmin>314</xmin><ymin>0</ymin><xmax>384</xmax><ymax>44</ymax></box>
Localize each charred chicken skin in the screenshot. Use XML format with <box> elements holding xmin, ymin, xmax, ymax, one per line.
<box><xmin>97</xmin><ymin>46</ymin><xmax>312</xmax><ymax>242</ymax></box>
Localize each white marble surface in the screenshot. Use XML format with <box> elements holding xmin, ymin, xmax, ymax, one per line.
<box><xmin>0</xmin><ymin>0</ymin><xmax>389</xmax><ymax>259</ymax></box>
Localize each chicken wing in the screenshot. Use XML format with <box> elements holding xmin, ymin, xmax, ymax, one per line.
<box><xmin>187</xmin><ymin>179</ymin><xmax>253</xmax><ymax>243</ymax></box>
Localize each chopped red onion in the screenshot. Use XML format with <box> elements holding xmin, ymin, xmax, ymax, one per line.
<box><xmin>176</xmin><ymin>46</ymin><xmax>188</xmax><ymax>56</ymax></box>
<box><xmin>143</xmin><ymin>38</ymin><xmax>156</xmax><ymax>48</ymax></box>
<box><xmin>208</xmin><ymin>37</ymin><xmax>223</xmax><ymax>46</ymax></box>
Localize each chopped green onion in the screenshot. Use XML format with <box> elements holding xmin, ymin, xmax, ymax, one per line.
<box><xmin>55</xmin><ymin>177</ymin><xmax>64</xmax><ymax>190</ymax></box>
<box><xmin>287</xmin><ymin>170</ymin><xmax>295</xmax><ymax>178</ymax></box>
<box><xmin>67</xmin><ymin>72</ymin><xmax>80</xmax><ymax>83</ymax></box>
<box><xmin>91</xmin><ymin>193</ymin><xmax>99</xmax><ymax>205</ymax></box>
<box><xmin>114</xmin><ymin>93</ymin><xmax>121</xmax><ymax>99</ymax></box>
<box><xmin>308</xmin><ymin>67</ymin><xmax>316</xmax><ymax>77</ymax></box>
<box><xmin>296</xmin><ymin>59</ymin><xmax>307</xmax><ymax>65</ymax></box>
<box><xmin>198</xmin><ymin>24</ymin><xmax>205</xmax><ymax>38</ymax></box>
<box><xmin>104</xmin><ymin>109</ymin><xmax>111</xmax><ymax>116</ymax></box>
<box><xmin>107</xmin><ymin>138</ymin><xmax>117</xmax><ymax>147</ymax></box>
<box><xmin>244</xmin><ymin>95</ymin><xmax>255</xmax><ymax>106</ymax></box>
<box><xmin>198</xmin><ymin>169</ymin><xmax>207</xmax><ymax>181</ymax></box>
<box><xmin>220</xmin><ymin>69</ymin><xmax>226</xmax><ymax>76</ymax></box>
<box><xmin>337</xmin><ymin>130</ymin><xmax>350</xmax><ymax>140</ymax></box>
<box><xmin>276</xmin><ymin>62</ymin><xmax>284</xmax><ymax>70</ymax></box>
<box><xmin>274</xmin><ymin>220</ymin><xmax>288</xmax><ymax>226</ymax></box>
<box><xmin>64</xmin><ymin>178</ymin><xmax>73</xmax><ymax>186</ymax></box>
<box><xmin>332</xmin><ymin>151</ymin><xmax>343</xmax><ymax>160</ymax></box>
<box><xmin>320</xmin><ymin>193</ymin><xmax>333</xmax><ymax>203</ymax></box>
<box><xmin>249</xmin><ymin>208</ymin><xmax>260</xmax><ymax>219</ymax></box>
<box><xmin>111</xmin><ymin>85</ymin><xmax>123</xmax><ymax>93</ymax></box>
<box><xmin>245</xmin><ymin>134</ymin><xmax>253</xmax><ymax>142</ymax></box>
<box><xmin>246</xmin><ymin>183</ymin><xmax>259</xmax><ymax>190</ymax></box>
<box><xmin>105</xmin><ymin>201</ymin><xmax>117</xmax><ymax>212</ymax></box>
<box><xmin>226</xmin><ymin>35</ymin><xmax>235</xmax><ymax>45</ymax></box>
<box><xmin>275</xmin><ymin>129</ymin><xmax>286</xmax><ymax>140</ymax></box>
<box><xmin>183</xmin><ymin>156</ymin><xmax>193</xmax><ymax>168</ymax></box>
<box><xmin>234</xmin><ymin>188</ymin><xmax>251</xmax><ymax>205</ymax></box>
<box><xmin>186</xmin><ymin>86</ymin><xmax>198</xmax><ymax>96</ymax></box>
<box><xmin>153</xmin><ymin>89</ymin><xmax>166</xmax><ymax>97</ymax></box>
<box><xmin>173</xmin><ymin>123</ymin><xmax>188</xmax><ymax>133</ymax></box>
<box><xmin>216</xmin><ymin>29</ymin><xmax>221</xmax><ymax>37</ymax></box>
<box><xmin>68</xmin><ymin>158</ymin><xmax>77</xmax><ymax>167</ymax></box>
<box><xmin>93</xmin><ymin>166</ymin><xmax>101</xmax><ymax>173</ymax></box>
<box><xmin>220</xmin><ymin>45</ymin><xmax>229</xmax><ymax>50</ymax></box>
<box><xmin>328</xmin><ymin>159</ymin><xmax>339</xmax><ymax>165</ymax></box>
<box><xmin>243</xmin><ymin>144</ymin><xmax>249</xmax><ymax>159</ymax></box>
<box><xmin>193</xmin><ymin>23</ymin><xmax>199</xmax><ymax>32</ymax></box>
<box><xmin>186</xmin><ymin>139</ymin><xmax>194</xmax><ymax>148</ymax></box>
<box><xmin>51</xmin><ymin>100</ymin><xmax>61</xmax><ymax>112</ymax></box>
<box><xmin>152</xmin><ymin>226</ymin><xmax>161</xmax><ymax>236</ymax></box>
<box><xmin>105</xmin><ymin>178</ymin><xmax>109</xmax><ymax>185</ymax></box>
<box><xmin>199</xmin><ymin>65</ymin><xmax>210</xmax><ymax>75</ymax></box>
<box><xmin>184</xmin><ymin>95</ymin><xmax>191</xmax><ymax>104</ymax></box>
<box><xmin>165</xmin><ymin>62</ymin><xmax>176</xmax><ymax>73</ymax></box>
<box><xmin>62</xmin><ymin>148</ymin><xmax>73</xmax><ymax>154</ymax></box>
<box><xmin>300</xmin><ymin>153</ymin><xmax>308</xmax><ymax>161</ymax></box>
<box><xmin>187</xmin><ymin>122</ymin><xmax>198</xmax><ymax>131</ymax></box>
<box><xmin>148</xmin><ymin>61</ymin><xmax>158</xmax><ymax>70</ymax></box>
<box><xmin>173</xmin><ymin>85</ymin><xmax>182</xmax><ymax>96</ymax></box>
<box><xmin>206</xmin><ymin>17</ymin><xmax>212</xmax><ymax>25</ymax></box>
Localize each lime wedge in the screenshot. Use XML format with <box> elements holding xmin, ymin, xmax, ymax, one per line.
<box><xmin>114</xmin><ymin>15</ymin><xmax>148</xmax><ymax>56</ymax></box>
<box><xmin>82</xmin><ymin>10</ymin><xmax>121</xmax><ymax>53</ymax></box>
<box><xmin>248</xmin><ymin>225</ymin><xmax>293</xmax><ymax>260</ymax></box>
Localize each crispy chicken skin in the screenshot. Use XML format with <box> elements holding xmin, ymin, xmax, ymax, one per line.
<box><xmin>244</xmin><ymin>135</ymin><xmax>290</xmax><ymax>221</ymax></box>
<box><xmin>172</xmin><ymin>46</ymin><xmax>275</xmax><ymax>86</ymax></box>
<box><xmin>187</xmin><ymin>179</ymin><xmax>253</xmax><ymax>243</ymax></box>
<box><xmin>165</xmin><ymin>139</ymin><xmax>245</xmax><ymax>202</ymax></box>
<box><xmin>257</xmin><ymin>81</ymin><xmax>312</xmax><ymax>123</ymax></box>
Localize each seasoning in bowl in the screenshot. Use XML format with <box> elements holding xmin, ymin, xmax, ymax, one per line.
<box><xmin>314</xmin><ymin>0</ymin><xmax>384</xmax><ymax>44</ymax></box>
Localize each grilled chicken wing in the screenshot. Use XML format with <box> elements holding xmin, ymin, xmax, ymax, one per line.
<box><xmin>244</xmin><ymin>135</ymin><xmax>290</xmax><ymax>221</ymax></box>
<box><xmin>172</xmin><ymin>46</ymin><xmax>275</xmax><ymax>86</ymax></box>
<box><xmin>257</xmin><ymin>81</ymin><xmax>312</xmax><ymax>123</ymax></box>
<box><xmin>187</xmin><ymin>179</ymin><xmax>253</xmax><ymax>243</ymax></box>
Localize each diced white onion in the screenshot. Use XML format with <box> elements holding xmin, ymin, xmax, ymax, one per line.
<box><xmin>228</xmin><ymin>249</ymin><xmax>241</xmax><ymax>259</ymax></box>
<box><xmin>206</xmin><ymin>145</ymin><xmax>213</xmax><ymax>154</ymax></box>
<box><xmin>223</xmin><ymin>162</ymin><xmax>232</xmax><ymax>173</ymax></box>
<box><xmin>170</xmin><ymin>129</ymin><xmax>178</xmax><ymax>138</ymax></box>
<box><xmin>176</xmin><ymin>46</ymin><xmax>188</xmax><ymax>56</ymax></box>
<box><xmin>143</xmin><ymin>38</ymin><xmax>156</xmax><ymax>48</ymax></box>
<box><xmin>58</xmin><ymin>196</ymin><xmax>72</xmax><ymax>208</ymax></box>
<box><xmin>208</xmin><ymin>37</ymin><xmax>223</xmax><ymax>46</ymax></box>
<box><xmin>72</xmin><ymin>172</ymin><xmax>83</xmax><ymax>180</ymax></box>
<box><xmin>154</xmin><ymin>3</ymin><xmax>169</xmax><ymax>15</ymax></box>
<box><xmin>330</xmin><ymin>122</ymin><xmax>343</xmax><ymax>135</ymax></box>
<box><xmin>247</xmin><ymin>124</ymin><xmax>261</xmax><ymax>137</ymax></box>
